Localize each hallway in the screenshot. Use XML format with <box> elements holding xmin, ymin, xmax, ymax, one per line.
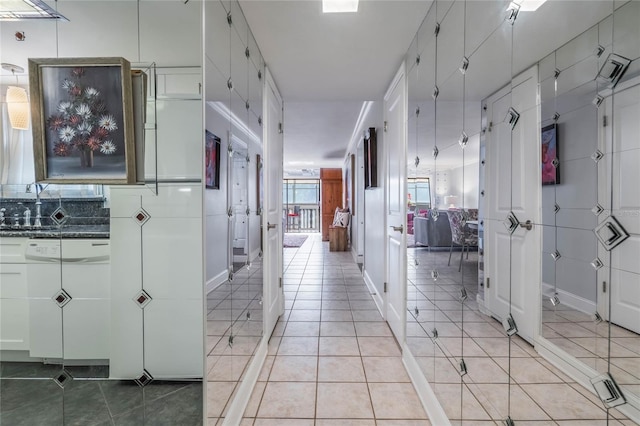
<box><xmin>234</xmin><ymin>233</ymin><xmax>635</xmax><ymax>425</ymax></box>
<box><xmin>241</xmin><ymin>233</ymin><xmax>429</xmax><ymax>425</ymax></box>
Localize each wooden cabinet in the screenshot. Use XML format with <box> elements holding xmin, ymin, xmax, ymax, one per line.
<box><xmin>329</xmin><ymin>226</ymin><xmax>348</xmax><ymax>251</ymax></box>
<box><xmin>320</xmin><ymin>168</ymin><xmax>343</xmax><ymax>241</ymax></box>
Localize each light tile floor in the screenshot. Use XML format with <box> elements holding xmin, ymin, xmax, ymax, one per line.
<box><xmin>406</xmin><ymin>245</ymin><xmax>637</xmax><ymax>425</ymax></box>
<box><xmin>241</xmin><ymin>233</ymin><xmax>431</xmax><ymax>425</ymax></box>
<box><xmin>234</xmin><ymin>233</ymin><xmax>636</xmax><ymax>425</ymax></box>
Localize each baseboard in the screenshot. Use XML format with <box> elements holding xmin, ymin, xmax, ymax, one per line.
<box><xmin>0</xmin><ymin>351</ymin><xmax>44</xmax><ymax>362</ymax></box>
<box><xmin>350</xmin><ymin>246</ymin><xmax>363</xmax><ymax>264</ymax></box>
<box><xmin>206</xmin><ymin>269</ymin><xmax>229</xmax><ymax>294</ymax></box>
<box><xmin>221</xmin><ymin>337</ymin><xmax>267</xmax><ymax>426</ymax></box>
<box><xmin>476</xmin><ymin>293</ymin><xmax>492</xmax><ymax>317</ymax></box>
<box><xmin>536</xmin><ymin>336</ymin><xmax>640</xmax><ymax>423</ymax></box>
<box><xmin>250</xmin><ymin>247</ymin><xmax>261</xmax><ymax>263</ymax></box>
<box><xmin>402</xmin><ymin>343</ymin><xmax>451</xmax><ymax>426</ymax></box>
<box><xmin>363</xmin><ymin>269</ymin><xmax>384</xmax><ymax>316</ymax></box>
<box><xmin>542</xmin><ymin>282</ymin><xmax>596</xmax><ymax>314</ymax></box>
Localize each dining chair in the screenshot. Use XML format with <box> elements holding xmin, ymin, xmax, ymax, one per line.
<box><xmin>447</xmin><ymin>210</ymin><xmax>478</xmax><ymax>271</ymax></box>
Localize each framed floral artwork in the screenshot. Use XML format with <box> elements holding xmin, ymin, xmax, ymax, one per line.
<box><xmin>29</xmin><ymin>57</ymin><xmax>136</xmax><ymax>183</ymax></box>
<box><xmin>205</xmin><ymin>130</ymin><xmax>221</xmax><ymax>189</ymax></box>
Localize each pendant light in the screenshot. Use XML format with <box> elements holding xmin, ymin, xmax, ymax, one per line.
<box><xmin>2</xmin><ymin>63</ymin><xmax>30</xmax><ymax>130</ymax></box>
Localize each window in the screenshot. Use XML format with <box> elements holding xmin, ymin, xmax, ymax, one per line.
<box><xmin>407</xmin><ymin>177</ymin><xmax>431</xmax><ymax>208</ymax></box>
<box><xmin>283</xmin><ymin>179</ymin><xmax>320</xmax><ymax>205</ymax></box>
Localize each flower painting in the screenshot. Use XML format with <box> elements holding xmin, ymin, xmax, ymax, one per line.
<box><xmin>29</xmin><ymin>57</ymin><xmax>136</xmax><ymax>183</ymax></box>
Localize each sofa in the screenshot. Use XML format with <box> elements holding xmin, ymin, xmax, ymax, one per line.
<box><xmin>413</xmin><ymin>208</ymin><xmax>479</xmax><ymax>248</ymax></box>
<box><xmin>413</xmin><ymin>213</ymin><xmax>452</xmax><ymax>248</ymax></box>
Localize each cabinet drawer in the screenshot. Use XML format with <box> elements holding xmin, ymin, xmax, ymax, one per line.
<box><xmin>0</xmin><ymin>238</ymin><xmax>27</xmax><ymax>263</ymax></box>
<box><xmin>0</xmin><ymin>264</ymin><xmax>27</xmax><ymax>297</ymax></box>
<box><xmin>157</xmin><ymin>69</ymin><xmax>202</xmax><ymax>99</ymax></box>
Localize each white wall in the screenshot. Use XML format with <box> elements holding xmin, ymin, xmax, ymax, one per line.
<box><xmin>205</xmin><ymin>103</ymin><xmax>263</xmax><ymax>290</ymax></box>
<box><xmin>205</xmin><ymin>104</ymin><xmax>230</xmax><ymax>289</ymax></box>
<box><xmin>541</xmin><ymin>106</ymin><xmax>598</xmax><ymax>304</ymax></box>
<box><xmin>362</xmin><ymin>102</ymin><xmax>385</xmax><ymax>297</ymax></box>
<box><xmin>448</xmin><ymin>161</ymin><xmax>480</xmax><ymax>210</ymax></box>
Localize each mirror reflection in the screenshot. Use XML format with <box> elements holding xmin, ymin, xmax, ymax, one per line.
<box><xmin>204</xmin><ymin>0</ymin><xmax>265</xmax><ymax>422</ymax></box>
<box><xmin>405</xmin><ymin>0</ymin><xmax>638</xmax><ymax>423</ymax></box>
<box><xmin>540</xmin><ymin>0</ymin><xmax>640</xmax><ymax>409</ymax></box>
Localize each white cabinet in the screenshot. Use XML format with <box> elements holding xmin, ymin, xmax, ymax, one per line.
<box><xmin>146</xmin><ymin>98</ymin><xmax>203</xmax><ymax>182</ymax></box>
<box><xmin>0</xmin><ymin>237</ymin><xmax>29</xmax><ymax>351</ymax></box>
<box><xmin>156</xmin><ymin>68</ymin><xmax>202</xmax><ymax>99</ymax></box>
<box><xmin>26</xmin><ymin>239</ymin><xmax>110</xmax><ymax>360</ymax></box>
<box><xmin>109</xmin><ymin>184</ymin><xmax>203</xmax><ymax>379</ymax></box>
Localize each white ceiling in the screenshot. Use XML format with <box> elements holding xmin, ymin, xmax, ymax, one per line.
<box><xmin>1</xmin><ymin>0</ymin><xmax>620</xmax><ymax>173</ymax></box>
<box><xmin>240</xmin><ymin>0</ymin><xmax>617</xmax><ymax>172</ymax></box>
<box><xmin>239</xmin><ymin>0</ymin><xmax>433</xmax><ymax>169</ymax></box>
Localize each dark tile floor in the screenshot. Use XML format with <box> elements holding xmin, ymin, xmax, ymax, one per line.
<box><xmin>0</xmin><ymin>362</ymin><xmax>202</xmax><ymax>425</ymax></box>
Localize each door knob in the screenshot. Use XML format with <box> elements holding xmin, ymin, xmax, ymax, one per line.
<box><xmin>390</xmin><ymin>225</ymin><xmax>404</xmax><ymax>234</ymax></box>
<box><xmin>267</xmin><ymin>222</ymin><xmax>276</xmax><ymax>230</ymax></box>
<box><xmin>519</xmin><ymin>220</ymin><xmax>533</xmax><ymax>230</ymax></box>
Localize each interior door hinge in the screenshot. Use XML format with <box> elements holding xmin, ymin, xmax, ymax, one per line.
<box><xmin>603</xmin><ymin>115</ymin><xmax>608</xmax><ymax>127</ymax></box>
<box><xmin>486</xmin><ymin>277</ymin><xmax>490</xmax><ymax>288</ymax></box>
<box><xmin>384</xmin><ymin>282</ymin><xmax>388</xmax><ymax>293</ymax></box>
<box><xmin>278</xmin><ymin>122</ymin><xmax>283</xmax><ymax>134</ymax></box>
<box><xmin>383</xmin><ymin>121</ymin><xmax>388</xmax><ymax>132</ymax></box>
<box><xmin>602</xmin><ymin>281</ymin><xmax>607</xmax><ymax>293</ymax></box>
<box><xmin>279</xmin><ymin>277</ymin><xmax>282</xmax><ymax>288</ymax></box>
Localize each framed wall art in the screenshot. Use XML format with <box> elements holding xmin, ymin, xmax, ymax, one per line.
<box><xmin>541</xmin><ymin>123</ymin><xmax>559</xmax><ymax>185</ymax></box>
<box><xmin>364</xmin><ymin>127</ymin><xmax>378</xmax><ymax>189</ymax></box>
<box><xmin>205</xmin><ymin>130</ymin><xmax>221</xmax><ymax>189</ymax></box>
<box><xmin>29</xmin><ymin>57</ymin><xmax>136</xmax><ymax>183</ymax></box>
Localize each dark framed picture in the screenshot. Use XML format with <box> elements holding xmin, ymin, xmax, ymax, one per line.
<box><xmin>29</xmin><ymin>57</ymin><xmax>136</xmax><ymax>183</ymax></box>
<box><xmin>343</xmin><ymin>153</ymin><xmax>355</xmax><ymax>215</ymax></box>
<box><xmin>541</xmin><ymin>123</ymin><xmax>559</xmax><ymax>185</ymax></box>
<box><xmin>364</xmin><ymin>127</ymin><xmax>378</xmax><ymax>189</ymax></box>
<box><xmin>205</xmin><ymin>131</ymin><xmax>221</xmax><ymax>189</ymax></box>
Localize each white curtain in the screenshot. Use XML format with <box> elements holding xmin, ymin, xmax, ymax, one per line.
<box><xmin>0</xmin><ymin>100</ymin><xmax>35</xmax><ymax>185</ymax></box>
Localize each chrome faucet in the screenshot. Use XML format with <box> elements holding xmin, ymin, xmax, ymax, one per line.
<box><xmin>23</xmin><ymin>207</ymin><xmax>31</xmax><ymax>227</ymax></box>
<box><xmin>26</xmin><ymin>182</ymin><xmax>45</xmax><ymax>228</ymax></box>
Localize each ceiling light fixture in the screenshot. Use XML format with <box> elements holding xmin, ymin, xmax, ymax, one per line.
<box><xmin>0</xmin><ymin>0</ymin><xmax>68</xmax><ymax>21</ymax></box>
<box><xmin>519</xmin><ymin>0</ymin><xmax>547</xmax><ymax>12</ymax></box>
<box><xmin>322</xmin><ymin>0</ymin><xmax>358</xmax><ymax>14</ymax></box>
<box><xmin>2</xmin><ymin>63</ymin><xmax>30</xmax><ymax>130</ymax></box>
<box><xmin>288</xmin><ymin>161</ymin><xmax>315</xmax><ymax>166</ymax></box>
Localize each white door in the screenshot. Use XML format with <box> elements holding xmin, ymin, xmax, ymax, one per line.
<box><xmin>384</xmin><ymin>65</ymin><xmax>407</xmax><ymax>343</ymax></box>
<box><xmin>484</xmin><ymin>66</ymin><xmax>541</xmax><ymax>343</ymax></box>
<box><xmin>263</xmin><ymin>68</ymin><xmax>284</xmax><ymax>337</ymax></box>
<box><xmin>597</xmin><ymin>81</ymin><xmax>640</xmax><ymax>333</ymax></box>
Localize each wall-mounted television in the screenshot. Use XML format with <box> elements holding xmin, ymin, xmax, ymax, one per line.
<box><xmin>364</xmin><ymin>127</ymin><xmax>378</xmax><ymax>189</ymax></box>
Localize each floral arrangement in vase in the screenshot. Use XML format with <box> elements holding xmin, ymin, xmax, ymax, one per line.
<box><xmin>46</xmin><ymin>67</ymin><xmax>118</xmax><ymax>167</ymax></box>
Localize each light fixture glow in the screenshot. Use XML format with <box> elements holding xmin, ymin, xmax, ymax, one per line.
<box><xmin>519</xmin><ymin>0</ymin><xmax>547</xmax><ymax>12</ymax></box>
<box><xmin>323</xmin><ymin>0</ymin><xmax>358</xmax><ymax>13</ymax></box>
<box><xmin>2</xmin><ymin>63</ymin><xmax>30</xmax><ymax>130</ymax></box>
<box><xmin>6</xmin><ymin>86</ymin><xmax>30</xmax><ymax>130</ymax></box>
<box><xmin>288</xmin><ymin>161</ymin><xmax>315</xmax><ymax>165</ymax></box>
<box><xmin>444</xmin><ymin>195</ymin><xmax>459</xmax><ymax>209</ymax></box>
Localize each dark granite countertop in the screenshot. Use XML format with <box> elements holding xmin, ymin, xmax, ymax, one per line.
<box><xmin>0</xmin><ymin>225</ymin><xmax>110</xmax><ymax>239</ymax></box>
